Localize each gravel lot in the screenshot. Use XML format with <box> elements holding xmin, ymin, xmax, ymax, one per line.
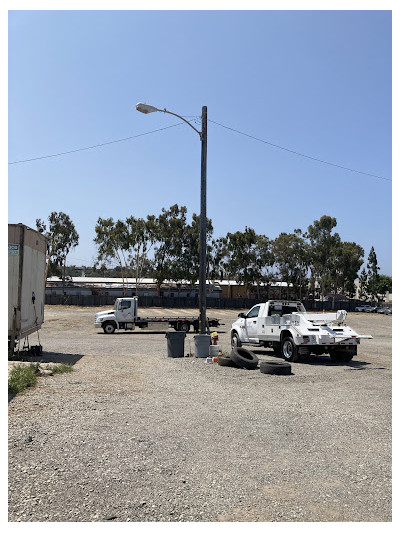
<box><xmin>8</xmin><ymin>306</ymin><xmax>392</xmax><ymax>522</ymax></box>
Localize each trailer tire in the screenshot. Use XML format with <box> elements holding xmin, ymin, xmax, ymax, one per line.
<box><xmin>260</xmin><ymin>361</ymin><xmax>292</xmax><ymax>375</ymax></box>
<box><xmin>330</xmin><ymin>351</ymin><xmax>354</xmax><ymax>363</ymax></box>
<box><xmin>281</xmin><ymin>337</ymin><xmax>300</xmax><ymax>362</ymax></box>
<box><xmin>217</xmin><ymin>354</ymin><xmax>239</xmax><ymax>368</ymax></box>
<box><xmin>178</xmin><ymin>322</ymin><xmax>190</xmax><ymax>333</ymax></box>
<box><xmin>231</xmin><ymin>331</ymin><xmax>242</xmax><ymax>348</ymax></box>
<box><xmin>230</xmin><ymin>347</ymin><xmax>259</xmax><ymax>370</ymax></box>
<box><xmin>103</xmin><ymin>322</ymin><xmax>116</xmax><ymax>334</ymax></box>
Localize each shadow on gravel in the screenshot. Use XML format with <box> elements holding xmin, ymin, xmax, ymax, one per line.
<box><xmin>11</xmin><ymin>352</ymin><xmax>85</xmax><ymax>365</ymax></box>
<box><xmin>251</xmin><ymin>349</ymin><xmax>371</xmax><ymax>368</ymax></box>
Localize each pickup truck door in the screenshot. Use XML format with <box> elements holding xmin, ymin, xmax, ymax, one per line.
<box><xmin>244</xmin><ymin>305</ymin><xmax>261</xmax><ymax>342</ymax></box>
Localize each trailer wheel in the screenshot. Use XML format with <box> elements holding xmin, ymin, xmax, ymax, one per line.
<box><xmin>178</xmin><ymin>322</ymin><xmax>190</xmax><ymax>333</ymax></box>
<box><xmin>260</xmin><ymin>361</ymin><xmax>292</xmax><ymax>375</ymax></box>
<box><xmin>103</xmin><ymin>322</ymin><xmax>116</xmax><ymax>334</ymax></box>
<box><xmin>330</xmin><ymin>351</ymin><xmax>354</xmax><ymax>363</ymax></box>
<box><xmin>281</xmin><ymin>337</ymin><xmax>300</xmax><ymax>362</ymax></box>
<box><xmin>230</xmin><ymin>347</ymin><xmax>259</xmax><ymax>370</ymax></box>
<box><xmin>231</xmin><ymin>331</ymin><xmax>242</xmax><ymax>348</ymax></box>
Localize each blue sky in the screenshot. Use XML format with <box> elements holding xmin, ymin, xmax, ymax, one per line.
<box><xmin>8</xmin><ymin>9</ymin><xmax>392</xmax><ymax>275</ymax></box>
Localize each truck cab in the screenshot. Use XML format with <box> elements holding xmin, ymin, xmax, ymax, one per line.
<box><xmin>95</xmin><ymin>297</ymin><xmax>138</xmax><ymax>333</ymax></box>
<box><xmin>233</xmin><ymin>301</ymin><xmax>305</xmax><ymax>344</ymax></box>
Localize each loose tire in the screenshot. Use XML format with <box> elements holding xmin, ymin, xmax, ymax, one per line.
<box><xmin>103</xmin><ymin>322</ymin><xmax>116</xmax><ymax>334</ymax></box>
<box><xmin>281</xmin><ymin>337</ymin><xmax>300</xmax><ymax>362</ymax></box>
<box><xmin>230</xmin><ymin>347</ymin><xmax>259</xmax><ymax>370</ymax></box>
<box><xmin>217</xmin><ymin>354</ymin><xmax>239</xmax><ymax>368</ymax></box>
<box><xmin>260</xmin><ymin>361</ymin><xmax>292</xmax><ymax>375</ymax></box>
<box><xmin>231</xmin><ymin>331</ymin><xmax>242</xmax><ymax>348</ymax></box>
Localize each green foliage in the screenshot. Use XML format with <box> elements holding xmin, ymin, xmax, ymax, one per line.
<box><xmin>213</xmin><ymin>227</ymin><xmax>269</xmax><ymax>296</ymax></box>
<box><xmin>366</xmin><ymin>246</ymin><xmax>380</xmax><ymax>301</ymax></box>
<box><xmin>91</xmin><ymin>208</ymin><xmax>383</xmax><ymax>302</ymax></box>
<box><xmin>375</xmin><ymin>275</ymin><xmax>392</xmax><ymax>301</ymax></box>
<box><xmin>47</xmin><ymin>363</ymin><xmax>73</xmax><ymax>374</ymax></box>
<box><xmin>36</xmin><ymin>212</ymin><xmax>79</xmax><ymax>283</ymax></box>
<box><xmin>8</xmin><ymin>364</ymin><xmax>40</xmax><ymax>396</ymax></box>
<box><xmin>272</xmin><ymin>229</ymin><xmax>309</xmax><ymax>299</ymax></box>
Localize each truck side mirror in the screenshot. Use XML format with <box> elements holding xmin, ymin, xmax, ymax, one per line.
<box><xmin>238</xmin><ymin>312</ymin><xmax>246</xmax><ymax>318</ymax></box>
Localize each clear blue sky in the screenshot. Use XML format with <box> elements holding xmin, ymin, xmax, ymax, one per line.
<box><xmin>8</xmin><ymin>10</ymin><xmax>392</xmax><ymax>275</ymax></box>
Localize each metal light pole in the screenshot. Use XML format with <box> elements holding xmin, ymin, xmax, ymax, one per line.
<box><xmin>136</xmin><ymin>103</ymin><xmax>208</xmax><ymax>334</ymax></box>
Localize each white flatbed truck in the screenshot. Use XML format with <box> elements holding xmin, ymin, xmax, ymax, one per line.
<box><xmin>231</xmin><ymin>300</ymin><xmax>372</xmax><ymax>362</ymax></box>
<box><xmin>95</xmin><ymin>297</ymin><xmax>221</xmax><ymax>334</ymax></box>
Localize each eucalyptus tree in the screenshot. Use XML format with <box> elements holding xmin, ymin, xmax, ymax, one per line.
<box><xmin>152</xmin><ymin>204</ymin><xmax>188</xmax><ymax>295</ymax></box>
<box><xmin>36</xmin><ymin>212</ymin><xmax>79</xmax><ymax>297</ymax></box>
<box><xmin>272</xmin><ymin>230</ymin><xmax>309</xmax><ymax>300</ymax></box>
<box><xmin>329</xmin><ymin>241</ymin><xmax>364</xmax><ymax>307</ymax></box>
<box><xmin>222</xmin><ymin>227</ymin><xmax>260</xmax><ymax>297</ymax></box>
<box><xmin>180</xmin><ymin>213</ymin><xmax>213</xmax><ymax>291</ymax></box>
<box><xmin>93</xmin><ymin>217</ymin><xmax>129</xmax><ymax>294</ymax></box>
<box><xmin>306</xmin><ymin>215</ymin><xmax>341</xmax><ymax>301</ymax></box>
<box><xmin>125</xmin><ymin>215</ymin><xmax>156</xmax><ymax>295</ymax></box>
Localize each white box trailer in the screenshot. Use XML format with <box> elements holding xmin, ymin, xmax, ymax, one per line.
<box><xmin>8</xmin><ymin>224</ymin><xmax>46</xmax><ymax>351</ymax></box>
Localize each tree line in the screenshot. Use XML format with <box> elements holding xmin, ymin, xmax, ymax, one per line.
<box><xmin>37</xmin><ymin>208</ymin><xmax>391</xmax><ymax>303</ymax></box>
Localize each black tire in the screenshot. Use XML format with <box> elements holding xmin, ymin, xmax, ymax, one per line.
<box><xmin>330</xmin><ymin>349</ymin><xmax>355</xmax><ymax>363</ymax></box>
<box><xmin>178</xmin><ymin>322</ymin><xmax>190</xmax><ymax>333</ymax></box>
<box><xmin>230</xmin><ymin>347</ymin><xmax>259</xmax><ymax>370</ymax></box>
<box><xmin>281</xmin><ymin>337</ymin><xmax>300</xmax><ymax>362</ymax></box>
<box><xmin>260</xmin><ymin>361</ymin><xmax>292</xmax><ymax>375</ymax></box>
<box><xmin>103</xmin><ymin>322</ymin><xmax>116</xmax><ymax>334</ymax></box>
<box><xmin>231</xmin><ymin>331</ymin><xmax>242</xmax><ymax>348</ymax></box>
<box><xmin>329</xmin><ymin>351</ymin><xmax>342</xmax><ymax>362</ymax></box>
<box><xmin>217</xmin><ymin>354</ymin><xmax>239</xmax><ymax>368</ymax></box>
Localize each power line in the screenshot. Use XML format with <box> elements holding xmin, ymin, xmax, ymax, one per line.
<box><xmin>8</xmin><ymin>122</ymin><xmax>188</xmax><ymax>165</ymax></box>
<box><xmin>9</xmin><ymin>116</ymin><xmax>390</xmax><ymax>182</ymax></box>
<box><xmin>209</xmin><ymin>119</ymin><xmax>391</xmax><ymax>182</ymax></box>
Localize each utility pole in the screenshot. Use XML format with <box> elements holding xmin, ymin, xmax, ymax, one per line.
<box><xmin>199</xmin><ymin>106</ymin><xmax>207</xmax><ymax>334</ymax></box>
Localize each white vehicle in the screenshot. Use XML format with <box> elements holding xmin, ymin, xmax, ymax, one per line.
<box><xmin>95</xmin><ymin>297</ymin><xmax>221</xmax><ymax>334</ymax></box>
<box><xmin>355</xmin><ymin>305</ymin><xmax>373</xmax><ymax>312</ymax></box>
<box><xmin>8</xmin><ymin>224</ymin><xmax>46</xmax><ymax>352</ymax></box>
<box><xmin>231</xmin><ymin>300</ymin><xmax>372</xmax><ymax>363</ymax></box>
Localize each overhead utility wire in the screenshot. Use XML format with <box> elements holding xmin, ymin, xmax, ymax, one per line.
<box><xmin>209</xmin><ymin>119</ymin><xmax>391</xmax><ymax>182</ymax></box>
<box><xmin>8</xmin><ymin>122</ymin><xmax>188</xmax><ymax>165</ymax></box>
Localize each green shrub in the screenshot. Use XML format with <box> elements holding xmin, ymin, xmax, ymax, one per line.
<box><xmin>8</xmin><ymin>364</ymin><xmax>40</xmax><ymax>396</ymax></box>
<box><xmin>48</xmin><ymin>364</ymin><xmax>73</xmax><ymax>374</ymax></box>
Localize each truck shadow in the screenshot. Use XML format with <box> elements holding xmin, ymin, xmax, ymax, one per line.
<box><xmin>251</xmin><ymin>349</ymin><xmax>370</xmax><ymax>368</ymax></box>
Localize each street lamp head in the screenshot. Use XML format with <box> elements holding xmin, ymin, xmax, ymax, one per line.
<box><xmin>136</xmin><ymin>102</ymin><xmax>159</xmax><ymax>114</ymax></box>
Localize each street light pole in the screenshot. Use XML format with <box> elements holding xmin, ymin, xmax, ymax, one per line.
<box><xmin>136</xmin><ymin>102</ymin><xmax>208</xmax><ymax>334</ymax></box>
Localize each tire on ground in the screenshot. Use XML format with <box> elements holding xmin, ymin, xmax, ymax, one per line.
<box><xmin>260</xmin><ymin>360</ymin><xmax>292</xmax><ymax>375</ymax></box>
<box><xmin>217</xmin><ymin>354</ymin><xmax>239</xmax><ymax>367</ymax></box>
<box><xmin>230</xmin><ymin>347</ymin><xmax>259</xmax><ymax>370</ymax></box>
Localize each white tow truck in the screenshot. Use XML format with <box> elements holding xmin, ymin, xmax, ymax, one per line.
<box><xmin>231</xmin><ymin>300</ymin><xmax>372</xmax><ymax>362</ymax></box>
<box><xmin>95</xmin><ymin>297</ymin><xmax>221</xmax><ymax>334</ymax></box>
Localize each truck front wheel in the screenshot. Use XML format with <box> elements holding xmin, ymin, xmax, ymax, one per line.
<box><xmin>281</xmin><ymin>337</ymin><xmax>300</xmax><ymax>362</ymax></box>
<box><xmin>231</xmin><ymin>331</ymin><xmax>242</xmax><ymax>348</ymax></box>
<box><xmin>103</xmin><ymin>322</ymin><xmax>116</xmax><ymax>334</ymax></box>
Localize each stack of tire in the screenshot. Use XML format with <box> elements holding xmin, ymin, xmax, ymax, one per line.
<box><xmin>217</xmin><ymin>347</ymin><xmax>292</xmax><ymax>375</ymax></box>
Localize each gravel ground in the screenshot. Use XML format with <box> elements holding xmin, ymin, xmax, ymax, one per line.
<box><xmin>8</xmin><ymin>306</ymin><xmax>392</xmax><ymax>522</ymax></box>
